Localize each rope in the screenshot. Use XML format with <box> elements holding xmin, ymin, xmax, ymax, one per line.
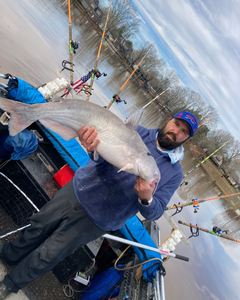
<box><xmin>62</xmin><ymin>258</ymin><xmax>95</xmax><ymax>297</ymax></box>
<box><xmin>0</xmin><ymin>158</ymin><xmax>11</xmax><ymax>169</ymax></box>
<box><xmin>114</xmin><ymin>245</ymin><xmax>162</xmax><ymax>271</ymax></box>
<box><xmin>62</xmin><ymin>278</ymin><xmax>82</xmax><ymax>297</ymax></box>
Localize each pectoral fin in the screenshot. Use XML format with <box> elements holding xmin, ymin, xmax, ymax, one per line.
<box><xmin>117</xmin><ymin>163</ymin><xmax>134</xmax><ymax>173</ymax></box>
<box><xmin>93</xmin><ymin>148</ymin><xmax>99</xmax><ymax>161</ymax></box>
<box><xmin>40</xmin><ymin>119</ymin><xmax>77</xmax><ymax>141</ymax></box>
<box><xmin>51</xmin><ymin>97</ymin><xmax>62</xmax><ymax>103</ymax></box>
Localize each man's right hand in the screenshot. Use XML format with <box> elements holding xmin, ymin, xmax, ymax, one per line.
<box><xmin>78</xmin><ymin>126</ymin><xmax>100</xmax><ymax>152</ymax></box>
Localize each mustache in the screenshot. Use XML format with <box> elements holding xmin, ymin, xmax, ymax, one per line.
<box><xmin>165</xmin><ymin>131</ymin><xmax>177</xmax><ymax>142</ymax></box>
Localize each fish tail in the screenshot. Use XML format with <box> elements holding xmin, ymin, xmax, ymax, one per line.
<box><xmin>0</xmin><ymin>97</ymin><xmax>34</xmax><ymax>136</ymax></box>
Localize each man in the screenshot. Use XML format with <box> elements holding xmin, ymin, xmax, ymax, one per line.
<box><xmin>0</xmin><ymin>111</ymin><xmax>198</xmax><ymax>298</ymax></box>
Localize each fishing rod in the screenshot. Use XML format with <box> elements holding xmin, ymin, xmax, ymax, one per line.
<box><xmin>165</xmin><ymin>192</ymin><xmax>240</xmax><ymax>214</ymax></box>
<box><xmin>141</xmin><ymin>76</ymin><xmax>182</xmax><ymax>110</ymax></box>
<box><xmin>183</xmin><ymin>138</ymin><xmax>233</xmax><ymax>178</ymax></box>
<box><xmin>145</xmin><ymin>73</ymin><xmax>183</xmax><ymax>108</ymax></box>
<box><xmin>198</xmin><ymin>117</ymin><xmax>212</xmax><ymax>128</ymax></box>
<box><xmin>86</xmin><ymin>1</ymin><xmax>113</xmax><ymax>101</ymax></box>
<box><xmin>142</xmin><ymin>88</ymin><xmax>170</xmax><ymax>109</ymax></box>
<box><xmin>68</xmin><ymin>0</ymin><xmax>74</xmax><ymax>85</ymax></box>
<box><xmin>106</xmin><ymin>44</ymin><xmax>153</xmax><ymax>110</ymax></box>
<box><xmin>178</xmin><ymin>221</ymin><xmax>240</xmax><ymax>243</ymax></box>
<box><xmin>103</xmin><ymin>233</ymin><xmax>189</xmax><ymax>261</ymax></box>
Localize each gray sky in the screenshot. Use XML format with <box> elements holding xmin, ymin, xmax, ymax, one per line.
<box><xmin>133</xmin><ymin>0</ymin><xmax>240</xmax><ymax>140</ymax></box>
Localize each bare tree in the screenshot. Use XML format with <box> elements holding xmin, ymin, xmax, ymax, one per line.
<box><xmin>101</xmin><ymin>0</ymin><xmax>141</xmax><ymax>40</ymax></box>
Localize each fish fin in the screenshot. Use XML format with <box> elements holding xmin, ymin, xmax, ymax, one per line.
<box><xmin>93</xmin><ymin>148</ymin><xmax>99</xmax><ymax>161</ymax></box>
<box><xmin>0</xmin><ymin>97</ymin><xmax>34</xmax><ymax>136</ymax></box>
<box><xmin>153</xmin><ymin>179</ymin><xmax>159</xmax><ymax>195</ymax></box>
<box><xmin>117</xmin><ymin>163</ymin><xmax>134</xmax><ymax>173</ymax></box>
<box><xmin>124</xmin><ymin>108</ymin><xmax>144</xmax><ymax>130</ymax></box>
<box><xmin>39</xmin><ymin>119</ymin><xmax>77</xmax><ymax>141</ymax></box>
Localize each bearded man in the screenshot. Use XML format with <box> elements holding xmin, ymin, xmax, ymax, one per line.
<box><xmin>0</xmin><ymin>111</ymin><xmax>198</xmax><ymax>298</ymax></box>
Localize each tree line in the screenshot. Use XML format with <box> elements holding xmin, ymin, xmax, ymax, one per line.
<box><xmin>99</xmin><ymin>0</ymin><xmax>240</xmax><ymax>182</ymax></box>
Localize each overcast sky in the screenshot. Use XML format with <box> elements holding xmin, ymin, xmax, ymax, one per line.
<box><xmin>132</xmin><ymin>0</ymin><xmax>240</xmax><ymax>141</ymax></box>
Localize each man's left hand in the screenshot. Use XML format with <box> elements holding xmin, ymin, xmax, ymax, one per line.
<box><xmin>134</xmin><ymin>176</ymin><xmax>155</xmax><ymax>201</ymax></box>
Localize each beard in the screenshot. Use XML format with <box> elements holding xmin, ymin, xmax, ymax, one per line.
<box><xmin>157</xmin><ymin>126</ymin><xmax>187</xmax><ymax>150</ymax></box>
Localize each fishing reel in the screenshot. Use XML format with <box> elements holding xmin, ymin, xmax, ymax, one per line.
<box><xmin>113</xmin><ymin>94</ymin><xmax>120</xmax><ymax>100</ymax></box>
<box><xmin>192</xmin><ymin>199</ymin><xmax>199</xmax><ymax>213</ymax></box>
<box><xmin>180</xmin><ymin>180</ymin><xmax>188</xmax><ymax>187</ymax></box>
<box><xmin>94</xmin><ymin>69</ymin><xmax>101</xmax><ymax>78</ymax></box>
<box><xmin>112</xmin><ymin>94</ymin><xmax>127</xmax><ymax>104</ymax></box>
<box><xmin>70</xmin><ymin>40</ymin><xmax>79</xmax><ymax>50</ymax></box>
<box><xmin>70</xmin><ymin>40</ymin><xmax>79</xmax><ymax>54</ymax></box>
<box><xmin>91</xmin><ymin>69</ymin><xmax>107</xmax><ymax>78</ymax></box>
<box><xmin>193</xmin><ymin>206</ymin><xmax>200</xmax><ymax>213</ymax></box>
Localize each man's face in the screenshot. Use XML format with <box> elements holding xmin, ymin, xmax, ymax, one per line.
<box><xmin>157</xmin><ymin>118</ymin><xmax>190</xmax><ymax>150</ymax></box>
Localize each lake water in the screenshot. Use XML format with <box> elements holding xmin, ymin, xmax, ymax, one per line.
<box><xmin>1</xmin><ymin>1</ymin><xmax>240</xmax><ymax>299</ymax></box>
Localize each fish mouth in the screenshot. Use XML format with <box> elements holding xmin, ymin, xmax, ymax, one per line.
<box><xmin>152</xmin><ymin>177</ymin><xmax>160</xmax><ymax>195</ymax></box>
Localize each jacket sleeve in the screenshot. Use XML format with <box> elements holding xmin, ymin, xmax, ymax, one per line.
<box><xmin>137</xmin><ymin>171</ymin><xmax>183</xmax><ymax>221</ymax></box>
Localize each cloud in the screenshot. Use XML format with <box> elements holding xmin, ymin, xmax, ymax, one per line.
<box><xmin>195</xmin><ymin>283</ymin><xmax>221</xmax><ymax>300</ymax></box>
<box><xmin>134</xmin><ymin>0</ymin><xmax>240</xmax><ymax>140</ymax></box>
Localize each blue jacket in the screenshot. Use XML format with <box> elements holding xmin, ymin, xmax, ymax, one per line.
<box><xmin>73</xmin><ymin>126</ymin><xmax>183</xmax><ymax>231</ymax></box>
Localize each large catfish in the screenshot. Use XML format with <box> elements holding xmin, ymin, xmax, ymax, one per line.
<box><xmin>0</xmin><ymin>97</ymin><xmax>160</xmax><ymax>184</ymax></box>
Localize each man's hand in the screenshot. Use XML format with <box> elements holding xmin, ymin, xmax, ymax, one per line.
<box><xmin>134</xmin><ymin>176</ymin><xmax>155</xmax><ymax>201</ymax></box>
<box><xmin>78</xmin><ymin>126</ymin><xmax>100</xmax><ymax>152</ymax></box>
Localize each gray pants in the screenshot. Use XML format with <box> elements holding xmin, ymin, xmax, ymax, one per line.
<box><xmin>2</xmin><ymin>180</ymin><xmax>106</xmax><ymax>293</ymax></box>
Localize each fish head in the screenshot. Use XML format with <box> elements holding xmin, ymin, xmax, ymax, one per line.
<box><xmin>137</xmin><ymin>152</ymin><xmax>160</xmax><ymax>185</ymax></box>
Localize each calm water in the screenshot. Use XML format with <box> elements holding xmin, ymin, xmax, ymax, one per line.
<box><xmin>1</xmin><ymin>1</ymin><xmax>240</xmax><ymax>299</ymax></box>
<box><xmin>179</xmin><ymin>146</ymin><xmax>240</xmax><ymax>237</ymax></box>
